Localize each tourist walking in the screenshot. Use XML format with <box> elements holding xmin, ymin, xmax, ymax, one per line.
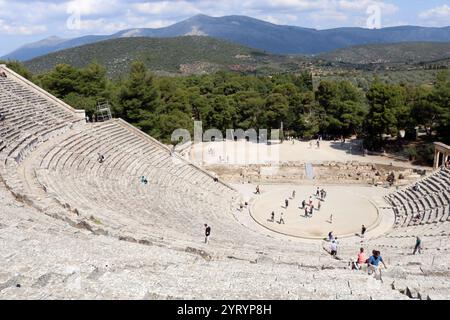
<box><xmin>328</xmin><ymin>231</ymin><xmax>334</xmax><ymax>241</ymax></box>
<box><xmin>361</xmin><ymin>225</ymin><xmax>367</xmax><ymax>238</ymax></box>
<box><xmin>316</xmin><ymin>187</ymin><xmax>320</xmax><ymax>197</ymax></box>
<box><xmin>367</xmin><ymin>250</ymin><xmax>387</xmax><ymax>279</ymax></box>
<box><xmin>285</xmin><ymin>199</ymin><xmax>289</xmax><ymax>208</ymax></box>
<box><xmin>204</xmin><ymin>224</ymin><xmax>211</xmax><ymax>244</ymax></box>
<box><xmin>304</xmin><ymin>207</ymin><xmax>308</xmax><ymax>217</ymax></box>
<box><xmin>270</xmin><ymin>211</ymin><xmax>275</xmax><ymax>222</ymax></box>
<box><xmin>292</xmin><ymin>190</ymin><xmax>296</xmax><ymax>199</ymax></box>
<box><xmin>279</xmin><ymin>213</ymin><xmax>285</xmax><ymax>224</ymax></box>
<box><xmin>330</xmin><ymin>239</ymin><xmax>338</xmax><ymax>257</ymax></box>
<box><xmin>255</xmin><ymin>185</ymin><xmax>261</xmax><ymax>195</ymax></box>
<box><xmin>329</xmin><ymin>214</ymin><xmax>333</xmax><ymax>224</ymax></box>
<box><xmin>301</xmin><ymin>200</ymin><xmax>306</xmax><ymax>209</ymax></box>
<box><xmin>413</xmin><ymin>236</ymin><xmax>422</xmax><ymax>255</ymax></box>
<box><xmin>317</xmin><ymin>201</ymin><xmax>321</xmax><ymax>211</ymax></box>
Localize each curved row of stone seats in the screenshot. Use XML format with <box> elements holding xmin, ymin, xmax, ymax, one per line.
<box><xmin>0</xmin><ymin>66</ymin><xmax>84</xmax><ymax>170</ymax></box>
<box><xmin>31</xmin><ymin>120</ymin><xmax>344</xmax><ymax>260</ymax></box>
<box><xmin>38</xmin><ymin>121</ymin><xmax>231</xmax><ymax>195</ymax></box>
<box><xmin>386</xmin><ymin>168</ymin><xmax>450</xmax><ymax>228</ymax></box>
<box><xmin>33</xmin><ymin>122</ymin><xmax>256</xmax><ymax>243</ymax></box>
<box><xmin>2</xmin><ymin>185</ymin><xmax>413</xmax><ymax>300</ymax></box>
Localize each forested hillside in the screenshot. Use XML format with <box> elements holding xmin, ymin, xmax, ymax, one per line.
<box><xmin>2</xmin><ymin>60</ymin><xmax>449</xmax><ymax>164</ymax></box>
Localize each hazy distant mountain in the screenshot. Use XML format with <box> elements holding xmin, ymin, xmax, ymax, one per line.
<box><xmin>3</xmin><ymin>14</ymin><xmax>450</xmax><ymax>61</ymax></box>
<box><xmin>319</xmin><ymin>42</ymin><xmax>450</xmax><ymax>65</ymax></box>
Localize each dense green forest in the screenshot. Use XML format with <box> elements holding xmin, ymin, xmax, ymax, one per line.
<box><xmin>3</xmin><ymin>60</ymin><xmax>449</xmax><ymax>162</ymax></box>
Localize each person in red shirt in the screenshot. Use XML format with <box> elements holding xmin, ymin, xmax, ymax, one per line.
<box><xmin>353</xmin><ymin>247</ymin><xmax>366</xmax><ymax>270</ymax></box>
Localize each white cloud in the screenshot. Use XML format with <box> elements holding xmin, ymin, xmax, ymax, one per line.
<box><xmin>338</xmin><ymin>0</ymin><xmax>398</xmax><ymax>15</ymax></box>
<box><xmin>419</xmin><ymin>4</ymin><xmax>450</xmax><ymax>19</ymax></box>
<box><xmin>74</xmin><ymin>18</ymin><xmax>129</xmax><ymax>33</ymax></box>
<box><xmin>310</xmin><ymin>10</ymin><xmax>348</xmax><ymax>26</ymax></box>
<box><xmin>0</xmin><ymin>19</ymin><xmax>47</xmax><ymax>35</ymax></box>
<box><xmin>132</xmin><ymin>1</ymin><xmax>200</xmax><ymax>16</ymax></box>
<box><xmin>66</xmin><ymin>0</ymin><xmax>122</xmax><ymax>16</ymax></box>
<box><xmin>242</xmin><ymin>0</ymin><xmax>329</xmax><ymax>12</ymax></box>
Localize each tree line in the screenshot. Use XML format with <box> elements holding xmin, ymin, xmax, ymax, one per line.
<box><xmin>3</xmin><ymin>60</ymin><xmax>449</xmax><ymax>153</ymax></box>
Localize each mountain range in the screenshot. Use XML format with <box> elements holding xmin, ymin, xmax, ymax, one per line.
<box><xmin>3</xmin><ymin>14</ymin><xmax>450</xmax><ymax>61</ymax></box>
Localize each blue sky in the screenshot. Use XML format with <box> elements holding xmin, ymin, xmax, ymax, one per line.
<box><xmin>1</xmin><ymin>0</ymin><xmax>449</xmax><ymax>56</ymax></box>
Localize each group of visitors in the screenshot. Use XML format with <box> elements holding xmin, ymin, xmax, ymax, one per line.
<box><xmin>239</xmin><ymin>201</ymin><xmax>249</xmax><ymax>211</ymax></box>
<box><xmin>300</xmin><ymin>187</ymin><xmax>326</xmax><ymax>218</ymax></box>
<box><xmin>140</xmin><ymin>176</ymin><xmax>148</xmax><ymax>185</ymax></box>
<box><xmin>268</xmin><ymin>187</ymin><xmax>328</xmax><ymax>224</ymax></box>
<box><xmin>268</xmin><ymin>211</ymin><xmax>285</xmax><ymax>224</ymax></box>
<box><xmin>315</xmin><ymin>187</ymin><xmax>327</xmax><ymax>200</ymax></box>
<box><xmin>308</xmin><ymin>138</ymin><xmax>321</xmax><ymax>149</ymax></box>
<box><xmin>350</xmin><ymin>248</ymin><xmax>387</xmax><ymax>279</ymax></box>
<box><xmin>0</xmin><ymin>70</ymin><xmax>7</xmax><ymax>78</ymax></box>
<box><xmin>350</xmin><ymin>237</ymin><xmax>422</xmax><ymax>279</ymax></box>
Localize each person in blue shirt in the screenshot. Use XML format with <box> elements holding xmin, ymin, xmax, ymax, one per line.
<box><xmin>367</xmin><ymin>250</ymin><xmax>387</xmax><ymax>277</ymax></box>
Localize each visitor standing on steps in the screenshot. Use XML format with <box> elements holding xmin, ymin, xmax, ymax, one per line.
<box><xmin>328</xmin><ymin>231</ymin><xmax>334</xmax><ymax>241</ymax></box>
<box><xmin>204</xmin><ymin>224</ymin><xmax>211</xmax><ymax>244</ymax></box>
<box><xmin>279</xmin><ymin>213</ymin><xmax>285</xmax><ymax>224</ymax></box>
<box><xmin>361</xmin><ymin>225</ymin><xmax>367</xmax><ymax>238</ymax></box>
<box><xmin>330</xmin><ymin>239</ymin><xmax>338</xmax><ymax>257</ymax></box>
<box><xmin>413</xmin><ymin>236</ymin><xmax>422</xmax><ymax>255</ymax></box>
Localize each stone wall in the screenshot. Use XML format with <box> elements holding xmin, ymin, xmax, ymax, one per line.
<box><xmin>205</xmin><ymin>161</ymin><xmax>424</xmax><ymax>185</ymax></box>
